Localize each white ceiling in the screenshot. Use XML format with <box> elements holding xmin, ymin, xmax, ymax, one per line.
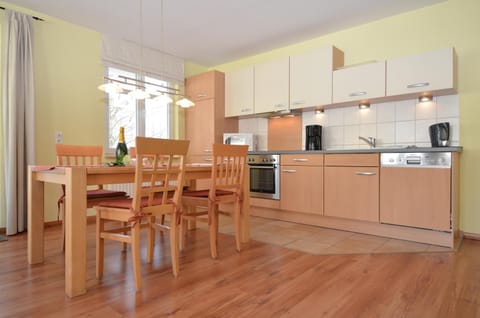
<box><xmin>4</xmin><ymin>0</ymin><xmax>444</xmax><ymax>66</ymax></box>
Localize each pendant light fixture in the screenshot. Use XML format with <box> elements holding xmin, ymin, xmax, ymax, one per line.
<box><xmin>98</xmin><ymin>0</ymin><xmax>194</xmax><ymax>108</ymax></box>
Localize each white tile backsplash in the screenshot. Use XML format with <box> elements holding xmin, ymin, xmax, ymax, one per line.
<box><xmin>395</xmin><ymin>100</ymin><xmax>416</xmax><ymax>121</ymax></box>
<box><xmin>376</xmin><ymin>102</ymin><xmax>396</xmax><ymax>123</ymax></box>
<box><xmin>238</xmin><ymin>94</ymin><xmax>459</xmax><ymax>150</ymax></box>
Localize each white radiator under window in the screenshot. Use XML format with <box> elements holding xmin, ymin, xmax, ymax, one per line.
<box><xmin>106</xmin><ymin>183</ymin><xmax>134</xmax><ymax>197</ymax></box>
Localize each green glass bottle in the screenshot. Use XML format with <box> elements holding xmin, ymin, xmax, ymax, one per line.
<box><xmin>115</xmin><ymin>126</ymin><xmax>128</xmax><ymax>165</ymax></box>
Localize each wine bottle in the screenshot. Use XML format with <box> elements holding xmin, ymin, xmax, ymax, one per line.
<box><xmin>115</xmin><ymin>126</ymin><xmax>128</xmax><ymax>165</ymax></box>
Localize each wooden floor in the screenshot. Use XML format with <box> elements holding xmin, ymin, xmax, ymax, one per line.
<box><xmin>1</xmin><ymin>221</ymin><xmax>479</xmax><ymax>317</ymax></box>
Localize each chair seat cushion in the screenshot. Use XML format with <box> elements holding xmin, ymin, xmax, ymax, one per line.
<box><xmin>182</xmin><ymin>189</ymin><xmax>233</xmax><ymax>198</ymax></box>
<box><xmin>87</xmin><ymin>189</ymin><xmax>127</xmax><ymax>199</ymax></box>
<box><xmin>96</xmin><ymin>196</ymin><xmax>170</xmax><ymax>209</ymax></box>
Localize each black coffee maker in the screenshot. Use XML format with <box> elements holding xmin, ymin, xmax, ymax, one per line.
<box><xmin>429</xmin><ymin>122</ymin><xmax>450</xmax><ymax>147</ymax></box>
<box><xmin>305</xmin><ymin>125</ymin><xmax>322</xmax><ymax>150</ymax></box>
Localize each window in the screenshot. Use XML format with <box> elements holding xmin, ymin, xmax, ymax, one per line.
<box><xmin>105</xmin><ymin>67</ymin><xmax>172</xmax><ymax>153</ymax></box>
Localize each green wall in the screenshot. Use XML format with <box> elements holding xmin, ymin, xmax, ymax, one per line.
<box><xmin>211</xmin><ymin>0</ymin><xmax>480</xmax><ymax>235</ymax></box>
<box><xmin>0</xmin><ymin>0</ymin><xmax>479</xmax><ymax>234</ymax></box>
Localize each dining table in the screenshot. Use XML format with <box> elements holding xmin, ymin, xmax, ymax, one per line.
<box><xmin>27</xmin><ymin>164</ymin><xmax>250</xmax><ymax>298</ymax></box>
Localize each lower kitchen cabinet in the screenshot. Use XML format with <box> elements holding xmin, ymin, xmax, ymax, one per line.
<box><xmin>280</xmin><ymin>154</ymin><xmax>323</xmax><ymax>215</ymax></box>
<box><xmin>324</xmin><ymin>154</ymin><xmax>379</xmax><ymax>222</ymax></box>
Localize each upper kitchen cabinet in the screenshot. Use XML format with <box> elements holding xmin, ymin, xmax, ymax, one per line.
<box><xmin>186</xmin><ymin>70</ymin><xmax>223</xmax><ymax>101</ymax></box>
<box><xmin>290</xmin><ymin>46</ymin><xmax>344</xmax><ymax>109</ymax></box>
<box><xmin>225</xmin><ymin>66</ymin><xmax>254</xmax><ymax>117</ymax></box>
<box><xmin>185</xmin><ymin>70</ymin><xmax>238</xmax><ymax>164</ymax></box>
<box><xmin>386</xmin><ymin>47</ymin><xmax>457</xmax><ymax>98</ymax></box>
<box><xmin>332</xmin><ymin>61</ymin><xmax>386</xmax><ymax>105</ymax></box>
<box><xmin>254</xmin><ymin>57</ymin><xmax>289</xmax><ymax>114</ymax></box>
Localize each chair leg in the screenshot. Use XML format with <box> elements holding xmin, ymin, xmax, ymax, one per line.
<box><xmin>234</xmin><ymin>200</ymin><xmax>242</xmax><ymax>252</ymax></box>
<box><xmin>96</xmin><ymin>211</ymin><xmax>104</xmax><ymax>279</ymax></box>
<box><xmin>209</xmin><ymin>203</ymin><xmax>218</xmax><ymax>259</ymax></box>
<box><xmin>180</xmin><ymin>206</ymin><xmax>188</xmax><ymax>250</ymax></box>
<box><xmin>131</xmin><ymin>222</ymin><xmax>142</xmax><ymax>291</ymax></box>
<box><xmin>122</xmin><ymin>222</ymin><xmax>128</xmax><ymax>252</ymax></box>
<box><xmin>147</xmin><ymin>216</ymin><xmax>155</xmax><ymax>263</ymax></box>
<box><xmin>170</xmin><ymin>213</ymin><xmax>180</xmax><ymax>277</ymax></box>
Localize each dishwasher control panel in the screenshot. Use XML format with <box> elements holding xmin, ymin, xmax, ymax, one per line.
<box><xmin>381</xmin><ymin>152</ymin><xmax>451</xmax><ymax>168</ymax></box>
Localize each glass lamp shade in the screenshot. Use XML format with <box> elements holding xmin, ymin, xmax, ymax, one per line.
<box><xmin>98</xmin><ymin>82</ymin><xmax>124</xmax><ymax>94</ymax></box>
<box><xmin>154</xmin><ymin>94</ymin><xmax>173</xmax><ymax>104</ymax></box>
<box><xmin>128</xmin><ymin>88</ymin><xmax>150</xmax><ymax>100</ymax></box>
<box><xmin>176</xmin><ymin>98</ymin><xmax>195</xmax><ymax>108</ymax></box>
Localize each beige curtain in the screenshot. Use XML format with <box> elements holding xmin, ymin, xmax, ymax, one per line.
<box><xmin>1</xmin><ymin>10</ymin><xmax>35</xmax><ymax>235</ymax></box>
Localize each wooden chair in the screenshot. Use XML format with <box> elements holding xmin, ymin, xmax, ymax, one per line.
<box><xmin>95</xmin><ymin>137</ymin><xmax>189</xmax><ymax>290</ymax></box>
<box><xmin>181</xmin><ymin>144</ymin><xmax>248</xmax><ymax>258</ymax></box>
<box><xmin>55</xmin><ymin>144</ymin><xmax>128</xmax><ymax>250</ymax></box>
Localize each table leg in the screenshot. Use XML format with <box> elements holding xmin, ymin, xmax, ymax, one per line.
<box><xmin>241</xmin><ymin>165</ymin><xmax>250</xmax><ymax>243</ymax></box>
<box><xmin>64</xmin><ymin>167</ymin><xmax>87</xmax><ymax>297</ymax></box>
<box><xmin>28</xmin><ymin>167</ymin><xmax>45</xmax><ymax>264</ymax></box>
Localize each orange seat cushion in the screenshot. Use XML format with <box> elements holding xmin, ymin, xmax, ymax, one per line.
<box><xmin>96</xmin><ymin>196</ymin><xmax>171</xmax><ymax>209</ymax></box>
<box><xmin>182</xmin><ymin>189</ymin><xmax>233</xmax><ymax>198</ymax></box>
<box><xmin>86</xmin><ymin>189</ymin><xmax>127</xmax><ymax>199</ymax></box>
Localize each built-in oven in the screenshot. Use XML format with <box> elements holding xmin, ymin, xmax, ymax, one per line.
<box><xmin>247</xmin><ymin>154</ymin><xmax>280</xmax><ymax>200</ymax></box>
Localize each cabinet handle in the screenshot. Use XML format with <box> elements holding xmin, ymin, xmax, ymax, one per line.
<box><xmin>241</xmin><ymin>108</ymin><xmax>252</xmax><ymax>112</ymax></box>
<box><xmin>203</xmin><ymin>149</ymin><xmax>212</xmax><ymax>153</ymax></box>
<box><xmin>407</xmin><ymin>82</ymin><xmax>430</xmax><ymax>89</ymax></box>
<box><xmin>291</xmin><ymin>100</ymin><xmax>305</xmax><ymax>106</ymax></box>
<box><xmin>355</xmin><ymin>171</ymin><xmax>376</xmax><ymax>176</ymax></box>
<box><xmin>293</xmin><ymin>158</ymin><xmax>309</xmax><ymax>162</ymax></box>
<box><xmin>274</xmin><ymin>104</ymin><xmax>286</xmax><ymax>108</ymax></box>
<box><xmin>349</xmin><ymin>91</ymin><xmax>367</xmax><ymax>97</ymax></box>
<box><xmin>282</xmin><ymin>169</ymin><xmax>297</xmax><ymax>173</ymax></box>
<box><xmin>204</xmin><ymin>158</ymin><xmax>213</xmax><ymax>162</ymax></box>
<box><xmin>196</xmin><ymin>93</ymin><xmax>207</xmax><ymax>98</ymax></box>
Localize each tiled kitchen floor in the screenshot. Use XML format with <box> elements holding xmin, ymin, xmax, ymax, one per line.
<box><xmin>197</xmin><ymin>215</ymin><xmax>456</xmax><ymax>255</ymax></box>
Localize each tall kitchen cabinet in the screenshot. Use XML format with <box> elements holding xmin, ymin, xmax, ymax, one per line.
<box><xmin>185</xmin><ymin>70</ymin><xmax>238</xmax><ymax>163</ymax></box>
<box><xmin>290</xmin><ymin>46</ymin><xmax>344</xmax><ymax>109</ymax></box>
<box><xmin>324</xmin><ymin>154</ymin><xmax>379</xmax><ymax>222</ymax></box>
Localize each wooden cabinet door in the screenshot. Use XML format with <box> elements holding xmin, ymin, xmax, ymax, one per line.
<box><xmin>186</xmin><ymin>70</ymin><xmax>220</xmax><ymax>101</ymax></box>
<box><xmin>324</xmin><ymin>166</ymin><xmax>379</xmax><ymax>222</ymax></box>
<box><xmin>225</xmin><ymin>66</ymin><xmax>254</xmax><ymax>117</ymax></box>
<box><xmin>333</xmin><ymin>61</ymin><xmax>386</xmax><ymax>104</ymax></box>
<box><xmin>386</xmin><ymin>47</ymin><xmax>456</xmax><ymax>97</ymax></box>
<box><xmin>380</xmin><ymin>167</ymin><xmax>451</xmax><ymax>231</ymax></box>
<box><xmin>185</xmin><ymin>99</ymin><xmax>215</xmax><ymax>159</ymax></box>
<box><xmin>290</xmin><ymin>46</ymin><xmax>343</xmax><ymax>109</ymax></box>
<box><xmin>281</xmin><ymin>165</ymin><xmax>323</xmax><ymax>215</ymax></box>
<box><xmin>254</xmin><ymin>57</ymin><xmax>289</xmax><ymax>114</ymax></box>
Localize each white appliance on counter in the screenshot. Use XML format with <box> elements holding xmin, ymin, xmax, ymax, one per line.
<box><xmin>223</xmin><ymin>133</ymin><xmax>257</xmax><ymax>151</ymax></box>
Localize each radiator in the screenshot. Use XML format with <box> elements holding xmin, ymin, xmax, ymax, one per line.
<box><xmin>106</xmin><ymin>183</ymin><xmax>134</xmax><ymax>196</ymax></box>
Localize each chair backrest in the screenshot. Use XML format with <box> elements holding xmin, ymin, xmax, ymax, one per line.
<box><xmin>210</xmin><ymin>144</ymin><xmax>249</xmax><ymax>199</ymax></box>
<box><xmin>132</xmin><ymin>137</ymin><xmax>190</xmax><ymax>215</ymax></box>
<box><xmin>56</xmin><ymin>144</ymin><xmax>103</xmax><ymax>166</ymax></box>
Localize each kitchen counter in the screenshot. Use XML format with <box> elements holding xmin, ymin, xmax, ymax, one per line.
<box><xmin>249</xmin><ymin>146</ymin><xmax>462</xmax><ymax>155</ymax></box>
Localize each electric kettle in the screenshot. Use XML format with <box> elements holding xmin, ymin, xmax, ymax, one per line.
<box><xmin>429</xmin><ymin>122</ymin><xmax>450</xmax><ymax>147</ymax></box>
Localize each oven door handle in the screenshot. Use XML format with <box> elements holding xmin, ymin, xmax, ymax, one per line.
<box><xmin>249</xmin><ymin>165</ymin><xmax>277</xmax><ymax>169</ymax></box>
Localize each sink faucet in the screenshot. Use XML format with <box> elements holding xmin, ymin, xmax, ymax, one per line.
<box><xmin>359</xmin><ymin>136</ymin><xmax>376</xmax><ymax>148</ymax></box>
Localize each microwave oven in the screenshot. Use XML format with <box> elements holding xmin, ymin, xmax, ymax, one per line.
<box><xmin>223</xmin><ymin>133</ymin><xmax>256</xmax><ymax>151</ymax></box>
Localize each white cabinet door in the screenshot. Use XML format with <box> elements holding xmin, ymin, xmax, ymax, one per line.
<box><xmin>386</xmin><ymin>47</ymin><xmax>456</xmax><ymax>97</ymax></box>
<box><xmin>333</xmin><ymin>61</ymin><xmax>386</xmax><ymax>104</ymax></box>
<box><xmin>254</xmin><ymin>57</ymin><xmax>289</xmax><ymax>114</ymax></box>
<box><xmin>225</xmin><ymin>66</ymin><xmax>254</xmax><ymax>117</ymax></box>
<box><xmin>290</xmin><ymin>46</ymin><xmax>343</xmax><ymax>109</ymax></box>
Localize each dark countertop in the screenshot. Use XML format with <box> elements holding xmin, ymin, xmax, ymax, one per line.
<box><xmin>249</xmin><ymin>146</ymin><xmax>463</xmax><ymax>155</ymax></box>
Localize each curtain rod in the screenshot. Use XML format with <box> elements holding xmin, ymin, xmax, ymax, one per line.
<box><xmin>0</xmin><ymin>6</ymin><xmax>44</xmax><ymax>21</ymax></box>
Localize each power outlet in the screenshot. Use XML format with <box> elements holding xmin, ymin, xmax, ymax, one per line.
<box><xmin>55</xmin><ymin>131</ymin><xmax>63</xmax><ymax>144</ymax></box>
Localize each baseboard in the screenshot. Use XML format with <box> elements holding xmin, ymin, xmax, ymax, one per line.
<box><xmin>463</xmin><ymin>232</ymin><xmax>480</xmax><ymax>240</ymax></box>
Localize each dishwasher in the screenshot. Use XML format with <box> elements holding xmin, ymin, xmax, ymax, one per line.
<box><xmin>379</xmin><ymin>152</ymin><xmax>452</xmax><ymax>231</ymax></box>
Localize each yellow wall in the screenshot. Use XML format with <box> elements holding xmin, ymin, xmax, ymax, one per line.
<box><xmin>0</xmin><ymin>2</ymin><xmax>106</xmax><ymax>223</ymax></box>
<box><xmin>211</xmin><ymin>0</ymin><xmax>480</xmax><ymax>234</ymax></box>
